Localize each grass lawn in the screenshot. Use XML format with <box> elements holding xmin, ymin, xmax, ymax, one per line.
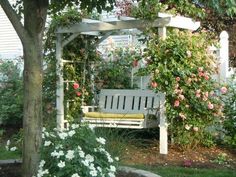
<box><xmin>0</xmin><ymin>146</ymin><xmax>21</xmax><ymax>160</ymax></box>
<box><xmin>133</xmin><ymin>165</ymin><xmax>236</xmax><ymax>177</ymax></box>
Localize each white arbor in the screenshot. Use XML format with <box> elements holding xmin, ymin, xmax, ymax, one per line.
<box><xmin>55</xmin><ymin>13</ymin><xmax>201</xmax><ymax>155</ymax></box>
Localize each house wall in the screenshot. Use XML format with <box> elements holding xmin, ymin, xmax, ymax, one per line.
<box><xmin>0</xmin><ymin>6</ymin><xmax>23</xmax><ymax>59</ymax></box>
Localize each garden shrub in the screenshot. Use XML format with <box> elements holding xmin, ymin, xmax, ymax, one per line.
<box><xmin>223</xmin><ymin>75</ymin><xmax>236</xmax><ymax>147</ymax></box>
<box><xmin>37</xmin><ymin>124</ymin><xmax>118</xmax><ymax>177</ymax></box>
<box><xmin>0</xmin><ymin>59</ymin><xmax>23</xmax><ymax>126</ymax></box>
<box><xmin>139</xmin><ymin>30</ymin><xmax>226</xmax><ymax>149</ymax></box>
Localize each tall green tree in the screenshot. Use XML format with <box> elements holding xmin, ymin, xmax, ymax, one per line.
<box><xmin>0</xmin><ymin>1</ymin><xmax>114</xmax><ymax>177</ymax></box>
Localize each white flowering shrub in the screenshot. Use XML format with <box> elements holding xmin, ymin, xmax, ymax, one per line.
<box><xmin>36</xmin><ymin>124</ymin><xmax>118</xmax><ymax>177</ymax></box>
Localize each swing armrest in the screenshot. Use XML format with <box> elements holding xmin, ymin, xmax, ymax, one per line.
<box><xmin>144</xmin><ymin>107</ymin><xmax>161</xmax><ymax>119</ymax></box>
<box><xmin>81</xmin><ymin>106</ymin><xmax>98</xmax><ymax>113</ymax></box>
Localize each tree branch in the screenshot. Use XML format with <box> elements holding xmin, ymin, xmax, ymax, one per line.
<box><xmin>0</xmin><ymin>0</ymin><xmax>29</xmax><ymax>44</ymax></box>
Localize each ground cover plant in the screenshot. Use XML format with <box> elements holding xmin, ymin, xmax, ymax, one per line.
<box><xmin>35</xmin><ymin>124</ymin><xmax>118</xmax><ymax>177</ymax></box>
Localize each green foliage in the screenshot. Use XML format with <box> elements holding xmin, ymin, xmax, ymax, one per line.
<box><xmin>200</xmin><ymin>0</ymin><xmax>236</xmax><ymax>17</ymax></box>
<box><xmin>0</xmin><ymin>59</ymin><xmax>23</xmax><ymax>126</ymax></box>
<box><xmin>50</xmin><ymin>0</ymin><xmax>115</xmax><ymax>15</ymax></box>
<box><xmin>131</xmin><ymin>0</ymin><xmax>205</xmax><ymax>20</ymax></box>
<box><xmin>223</xmin><ymin>76</ymin><xmax>236</xmax><ymax>147</ymax></box>
<box><xmin>95</xmin><ymin>47</ymin><xmax>141</xmax><ymax>89</ymax></box>
<box><xmin>38</xmin><ymin>124</ymin><xmax>118</xmax><ymax>177</ymax></box>
<box><xmin>138</xmin><ymin>30</ymin><xmax>225</xmax><ymax>149</ymax></box>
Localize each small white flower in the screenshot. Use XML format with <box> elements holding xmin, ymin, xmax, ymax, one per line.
<box><xmin>51</xmin><ymin>150</ymin><xmax>64</xmax><ymax>158</ymax></box>
<box><xmin>57</xmin><ymin>150</ymin><xmax>64</xmax><ymax>157</ymax></box>
<box><xmin>108</xmin><ymin>172</ymin><xmax>115</xmax><ymax>177</ymax></box>
<box><xmin>96</xmin><ymin>137</ymin><xmax>106</xmax><ymax>145</ymax></box>
<box><xmin>71</xmin><ymin>173</ymin><xmax>80</xmax><ymax>177</ymax></box>
<box><xmin>10</xmin><ymin>147</ymin><xmax>17</xmax><ymax>151</ymax></box>
<box><xmin>58</xmin><ymin>132</ymin><xmax>68</xmax><ymax>140</ymax></box>
<box><xmin>82</xmin><ymin>160</ymin><xmax>89</xmax><ymax>166</ymax></box>
<box><xmin>71</xmin><ymin>124</ymin><xmax>79</xmax><ymax>129</ymax></box>
<box><xmin>39</xmin><ymin>160</ymin><xmax>46</xmax><ymax>168</ymax></box>
<box><xmin>68</xmin><ymin>130</ymin><xmax>76</xmax><ymax>137</ymax></box>
<box><xmin>79</xmin><ymin>150</ymin><xmax>85</xmax><ymax>158</ymax></box>
<box><xmin>89</xmin><ymin>163</ymin><xmax>95</xmax><ymax>171</ymax></box>
<box><xmin>57</xmin><ymin>160</ymin><xmax>65</xmax><ymax>168</ymax></box>
<box><xmin>6</xmin><ymin>140</ymin><xmax>10</xmax><ymax>146</ymax></box>
<box><xmin>115</xmin><ymin>157</ymin><xmax>119</xmax><ymax>161</ymax></box>
<box><xmin>110</xmin><ymin>165</ymin><xmax>116</xmax><ymax>172</ymax></box>
<box><xmin>65</xmin><ymin>150</ymin><xmax>75</xmax><ymax>160</ymax></box>
<box><xmin>85</xmin><ymin>154</ymin><xmax>94</xmax><ymax>163</ymax></box>
<box><xmin>42</xmin><ymin>127</ymin><xmax>46</xmax><ymax>132</ymax></box>
<box><xmin>98</xmin><ymin>147</ymin><xmax>105</xmax><ymax>152</ymax></box>
<box><xmin>106</xmin><ymin>153</ymin><xmax>113</xmax><ymax>163</ymax></box>
<box><xmin>97</xmin><ymin>166</ymin><xmax>102</xmax><ymax>172</ymax></box>
<box><xmin>77</xmin><ymin>146</ymin><xmax>82</xmax><ymax>150</ymax></box>
<box><xmin>44</xmin><ymin>141</ymin><xmax>52</xmax><ymax>146</ymax></box>
<box><xmin>90</xmin><ymin>169</ymin><xmax>97</xmax><ymax>176</ymax></box>
<box><xmin>51</xmin><ymin>150</ymin><xmax>58</xmax><ymax>157</ymax></box>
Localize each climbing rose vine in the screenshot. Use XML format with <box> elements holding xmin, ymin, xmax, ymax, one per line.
<box><xmin>140</xmin><ymin>30</ymin><xmax>227</xmax><ymax>149</ymax></box>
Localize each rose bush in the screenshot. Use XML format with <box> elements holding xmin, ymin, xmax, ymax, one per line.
<box><xmin>139</xmin><ymin>30</ymin><xmax>226</xmax><ymax>148</ymax></box>
<box><xmin>36</xmin><ymin>124</ymin><xmax>118</xmax><ymax>177</ymax></box>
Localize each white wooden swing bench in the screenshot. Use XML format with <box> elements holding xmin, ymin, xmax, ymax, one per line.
<box><xmin>81</xmin><ymin>89</ymin><xmax>166</xmax><ymax>129</ymax></box>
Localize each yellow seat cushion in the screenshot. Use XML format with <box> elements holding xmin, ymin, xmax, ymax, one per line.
<box><xmin>84</xmin><ymin>112</ymin><xmax>144</xmax><ymax>119</ymax></box>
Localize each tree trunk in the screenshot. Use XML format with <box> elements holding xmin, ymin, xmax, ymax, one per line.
<box><xmin>22</xmin><ymin>43</ymin><xmax>43</xmax><ymax>177</ymax></box>
<box><xmin>22</xmin><ymin>1</ymin><xmax>48</xmax><ymax>177</ymax></box>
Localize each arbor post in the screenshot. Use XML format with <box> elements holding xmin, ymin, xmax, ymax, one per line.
<box><xmin>219</xmin><ymin>31</ymin><xmax>229</xmax><ymax>83</ymax></box>
<box><xmin>158</xmin><ymin>27</ymin><xmax>168</xmax><ymax>155</ymax></box>
<box><xmin>56</xmin><ymin>33</ymin><xmax>64</xmax><ymax>130</ymax></box>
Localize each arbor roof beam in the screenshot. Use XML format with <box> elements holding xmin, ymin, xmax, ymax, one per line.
<box><xmin>56</xmin><ymin>18</ymin><xmax>171</xmax><ymax>34</ymax></box>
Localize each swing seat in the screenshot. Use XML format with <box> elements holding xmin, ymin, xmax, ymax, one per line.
<box><xmin>82</xmin><ymin>89</ymin><xmax>165</xmax><ymax>129</ymax></box>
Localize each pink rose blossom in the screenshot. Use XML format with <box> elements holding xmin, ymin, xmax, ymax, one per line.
<box><xmin>179</xmin><ymin>94</ymin><xmax>185</xmax><ymax>100</ymax></box>
<box><xmin>198</xmin><ymin>67</ymin><xmax>203</xmax><ymax>72</ymax></box>
<box><xmin>196</xmin><ymin>93</ymin><xmax>201</xmax><ymax>98</ymax></box>
<box><xmin>151</xmin><ymin>81</ymin><xmax>158</xmax><ymax>88</ymax></box>
<box><xmin>208</xmin><ymin>102</ymin><xmax>214</xmax><ymax>109</ymax></box>
<box><xmin>198</xmin><ymin>72</ymin><xmax>204</xmax><ymax>77</ymax></box>
<box><xmin>204</xmin><ymin>75</ymin><xmax>209</xmax><ymax>80</ymax></box>
<box><xmin>174</xmin><ymin>100</ymin><xmax>180</xmax><ymax>107</ymax></box>
<box><xmin>76</xmin><ymin>92</ymin><xmax>82</xmax><ymax>97</ymax></box>
<box><xmin>220</xmin><ymin>87</ymin><xmax>227</xmax><ymax>94</ymax></box>
<box><xmin>73</xmin><ymin>82</ymin><xmax>80</xmax><ymax>90</ymax></box>
<box><xmin>176</xmin><ymin>77</ymin><xmax>180</xmax><ymax>81</ymax></box>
